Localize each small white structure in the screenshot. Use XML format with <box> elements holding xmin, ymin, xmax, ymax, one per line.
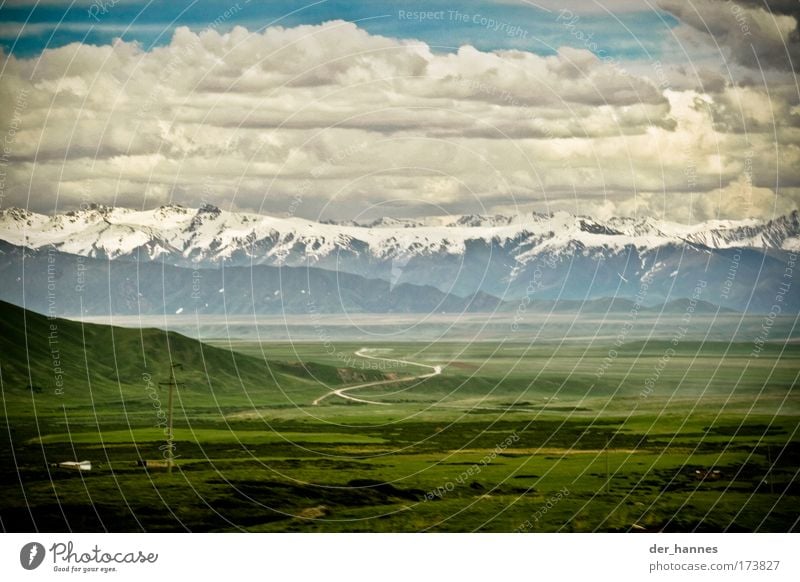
<box><xmin>57</xmin><ymin>460</ymin><xmax>92</xmax><ymax>472</ymax></box>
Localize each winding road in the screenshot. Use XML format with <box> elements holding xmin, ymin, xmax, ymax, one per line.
<box><xmin>312</xmin><ymin>348</ymin><xmax>442</xmax><ymax>406</ymax></box>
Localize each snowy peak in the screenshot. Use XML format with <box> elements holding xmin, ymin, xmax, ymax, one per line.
<box><xmin>578</xmin><ymin>219</ymin><xmax>623</xmax><ymax>236</ymax></box>
<box><xmin>0</xmin><ymin>206</ymin><xmax>798</xmax><ymax>266</ymax></box>
<box><xmin>444</xmin><ymin>214</ymin><xmax>516</xmax><ymax>228</ymax></box>
<box><xmin>2</xmin><ymin>205</ymin><xmax>798</xmax><ymax>313</ymax></box>
<box><xmin>359</xmin><ymin>217</ymin><xmax>424</xmax><ymax>228</ymax></box>
<box><xmin>672</xmin><ymin>211</ymin><xmax>799</xmax><ymax>251</ymax></box>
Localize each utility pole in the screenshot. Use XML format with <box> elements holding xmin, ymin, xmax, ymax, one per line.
<box><xmin>159</xmin><ymin>362</ymin><xmax>183</xmax><ymax>474</ymax></box>
<box><xmin>767</xmin><ymin>444</ymin><xmax>774</xmax><ymax>495</ymax></box>
<box><xmin>605</xmin><ymin>434</ymin><xmax>611</xmax><ymax>494</ymax></box>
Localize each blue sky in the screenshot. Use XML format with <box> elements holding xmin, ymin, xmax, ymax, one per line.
<box><xmin>0</xmin><ymin>0</ymin><xmax>678</xmax><ymax>60</ymax></box>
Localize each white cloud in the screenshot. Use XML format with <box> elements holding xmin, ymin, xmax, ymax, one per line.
<box><xmin>657</xmin><ymin>0</ymin><xmax>800</xmax><ymax>71</ymax></box>
<box><xmin>0</xmin><ymin>21</ymin><xmax>796</xmax><ymax>222</ymax></box>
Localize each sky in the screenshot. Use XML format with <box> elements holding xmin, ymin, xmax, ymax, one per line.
<box><xmin>0</xmin><ymin>0</ymin><xmax>798</xmax><ymax>223</ymax></box>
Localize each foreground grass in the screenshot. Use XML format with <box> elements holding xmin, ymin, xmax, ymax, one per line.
<box><xmin>2</xmin><ymin>336</ymin><xmax>798</xmax><ymax>532</ymax></box>
<box><xmin>2</xmin><ymin>411</ymin><xmax>797</xmax><ymax>532</ymax></box>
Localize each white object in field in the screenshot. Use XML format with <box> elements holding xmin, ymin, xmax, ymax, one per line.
<box><xmin>58</xmin><ymin>460</ymin><xmax>92</xmax><ymax>471</ymax></box>
<box><xmin>137</xmin><ymin>459</ymin><xmax>171</xmax><ymax>469</ymax></box>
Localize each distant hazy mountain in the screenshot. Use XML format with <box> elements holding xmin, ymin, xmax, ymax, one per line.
<box><xmin>0</xmin><ymin>242</ymin><xmax>502</xmax><ymax>316</ymax></box>
<box><xmin>1</xmin><ymin>205</ymin><xmax>797</xmax><ymax>313</ymax></box>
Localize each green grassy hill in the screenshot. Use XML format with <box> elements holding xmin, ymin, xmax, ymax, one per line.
<box><xmin>0</xmin><ymin>300</ymin><xmax>382</xmax><ymax>414</ymax></box>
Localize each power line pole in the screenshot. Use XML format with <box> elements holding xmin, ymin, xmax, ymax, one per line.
<box><xmin>605</xmin><ymin>434</ymin><xmax>611</xmax><ymax>494</ymax></box>
<box><xmin>159</xmin><ymin>362</ymin><xmax>183</xmax><ymax>474</ymax></box>
<box><xmin>767</xmin><ymin>444</ymin><xmax>774</xmax><ymax>495</ymax></box>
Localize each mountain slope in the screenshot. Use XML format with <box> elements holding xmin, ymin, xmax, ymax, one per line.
<box><xmin>2</xmin><ymin>205</ymin><xmax>796</xmax><ymax>267</ymax></box>
<box><xmin>1</xmin><ymin>205</ymin><xmax>797</xmax><ymax>313</ymax></box>
<box><xmin>0</xmin><ymin>300</ymin><xmax>381</xmax><ymax>408</ymax></box>
<box><xmin>0</xmin><ymin>242</ymin><xmax>503</xmax><ymax>316</ymax></box>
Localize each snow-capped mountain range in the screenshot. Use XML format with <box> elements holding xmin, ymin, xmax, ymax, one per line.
<box><xmin>1</xmin><ymin>204</ymin><xmax>798</xmax><ymax>313</ymax></box>
<box><xmin>2</xmin><ymin>204</ymin><xmax>798</xmax><ymax>262</ymax></box>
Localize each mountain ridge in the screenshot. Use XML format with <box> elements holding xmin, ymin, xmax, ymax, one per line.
<box><xmin>2</xmin><ymin>205</ymin><xmax>797</xmax><ymax>265</ymax></box>
<box><xmin>2</xmin><ymin>205</ymin><xmax>797</xmax><ymax>313</ymax></box>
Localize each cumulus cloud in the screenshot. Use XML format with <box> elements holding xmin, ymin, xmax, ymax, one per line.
<box><xmin>0</xmin><ymin>20</ymin><xmax>796</xmax><ymax>222</ymax></box>
<box><xmin>657</xmin><ymin>0</ymin><xmax>800</xmax><ymax>72</ymax></box>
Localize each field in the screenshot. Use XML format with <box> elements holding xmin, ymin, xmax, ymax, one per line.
<box><xmin>1</xmin><ymin>301</ymin><xmax>798</xmax><ymax>532</ymax></box>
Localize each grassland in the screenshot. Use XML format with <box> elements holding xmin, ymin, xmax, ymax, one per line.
<box><xmin>1</xmin><ymin>301</ymin><xmax>798</xmax><ymax>532</ymax></box>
